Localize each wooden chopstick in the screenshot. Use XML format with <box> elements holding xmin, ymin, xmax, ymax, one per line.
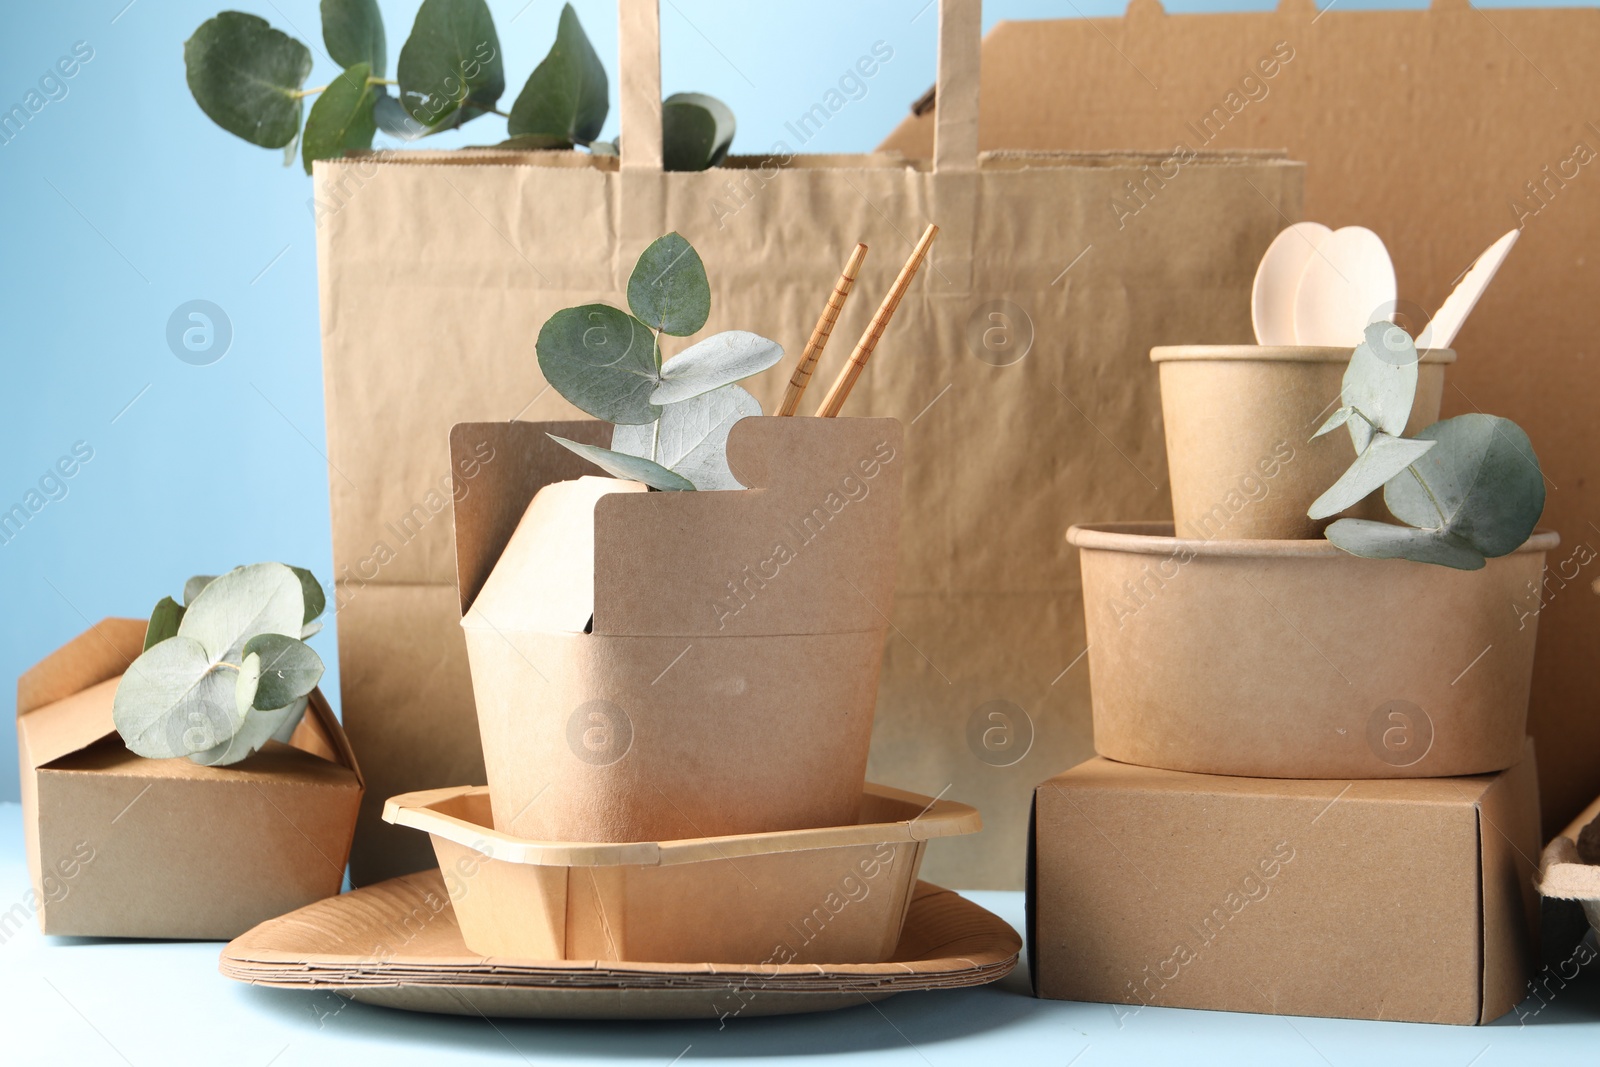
<box><xmin>775</xmin><ymin>244</ymin><xmax>868</xmax><ymax>416</ymax></box>
<box><xmin>815</xmin><ymin>224</ymin><xmax>938</xmax><ymax>418</ymax></box>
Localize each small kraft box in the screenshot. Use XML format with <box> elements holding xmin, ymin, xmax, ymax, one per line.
<box><xmin>1029</xmin><ymin>743</ymin><xmax>1540</xmax><ymax>1024</ymax></box>
<box><xmin>16</xmin><ymin>618</ymin><xmax>364</xmax><ymax>939</ymax></box>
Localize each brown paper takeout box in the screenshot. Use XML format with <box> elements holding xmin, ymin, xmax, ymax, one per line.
<box><xmin>452</xmin><ymin>416</ymin><xmax>902</xmax><ymax>844</ymax></box>
<box><xmin>1029</xmin><ymin>742</ymin><xmax>1541</xmax><ymax>1024</ymax></box>
<box><xmin>16</xmin><ymin>618</ymin><xmax>364</xmax><ymax>939</ymax></box>
<box><xmin>1067</xmin><ymin>522</ymin><xmax>1556</xmax><ymax>779</ymax></box>
<box><xmin>383</xmin><ymin>782</ymin><xmax>977</xmax><ymax>965</ymax></box>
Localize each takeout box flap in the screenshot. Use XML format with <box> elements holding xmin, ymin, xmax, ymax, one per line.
<box><xmin>17</xmin><ymin>618</ymin><xmax>361</xmax><ymax>782</ymax></box>
<box><xmin>449</xmin><ymin>420</ymin><xmax>612</xmax><ymax>617</ymax></box>
<box><xmin>454</xmin><ymin>416</ymin><xmax>903</xmax><ymax>638</ymax></box>
<box><xmin>17</xmin><ymin>618</ymin><xmax>143</xmax><ymax>767</ymax></box>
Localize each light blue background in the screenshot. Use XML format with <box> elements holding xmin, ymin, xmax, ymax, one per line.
<box><xmin>0</xmin><ymin>0</ymin><xmax>1589</xmax><ymax>805</ymax></box>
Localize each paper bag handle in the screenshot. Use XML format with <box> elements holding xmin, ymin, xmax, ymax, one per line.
<box><xmin>617</xmin><ymin>0</ymin><xmax>982</xmax><ymax>173</ymax></box>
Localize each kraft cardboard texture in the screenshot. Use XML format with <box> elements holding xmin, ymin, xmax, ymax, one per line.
<box><xmin>1029</xmin><ymin>741</ymin><xmax>1541</xmax><ymax>1024</ymax></box>
<box><xmin>1068</xmin><ymin>523</ymin><xmax>1555</xmax><ymax>779</ymax></box>
<box><xmin>881</xmin><ymin>0</ymin><xmax>1600</xmax><ymax>839</ymax></box>
<box><xmin>383</xmin><ymin>784</ymin><xmax>978</xmax><ymax>964</ymax></box>
<box><xmin>1152</xmin><ymin>346</ymin><xmax>1452</xmax><ymax>540</ymax></box>
<box><xmin>220</xmin><ymin>871</ymin><xmax>1021</xmax><ymax>1020</ymax></box>
<box><xmin>316</xmin><ymin>0</ymin><xmax>1304</xmax><ymax>887</ymax></box>
<box><xmin>16</xmin><ymin>619</ymin><xmax>364</xmax><ymax>940</ymax></box>
<box><xmin>453</xmin><ymin>418</ymin><xmax>901</xmax><ymax>843</ymax></box>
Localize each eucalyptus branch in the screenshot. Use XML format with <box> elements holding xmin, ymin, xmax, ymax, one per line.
<box><xmin>1312</xmin><ymin>321</ymin><xmax>1546</xmax><ymax>570</ymax></box>
<box><xmin>184</xmin><ymin>3</ymin><xmax>735</xmax><ymax>175</ymax></box>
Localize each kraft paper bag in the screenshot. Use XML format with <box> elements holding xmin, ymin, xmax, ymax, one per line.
<box><xmin>315</xmin><ymin>0</ymin><xmax>1303</xmax><ymax>887</ymax></box>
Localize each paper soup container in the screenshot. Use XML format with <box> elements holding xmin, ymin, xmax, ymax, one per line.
<box><xmin>1067</xmin><ymin>522</ymin><xmax>1557</xmax><ymax>779</ymax></box>
<box><xmin>1152</xmin><ymin>345</ymin><xmax>1455</xmax><ymax>540</ymax></box>
<box><xmin>450</xmin><ymin>417</ymin><xmax>903</xmax><ymax>843</ymax></box>
<box><xmin>383</xmin><ymin>783</ymin><xmax>979</xmax><ymax>964</ymax></box>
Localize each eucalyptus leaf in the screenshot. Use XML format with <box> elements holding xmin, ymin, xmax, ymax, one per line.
<box><xmin>190</xmin><ymin>699</ymin><xmax>305</xmax><ymax>767</ymax></box>
<box><xmin>1325</xmin><ymin>519</ymin><xmax>1486</xmax><ymax>570</ymax></box>
<box><xmin>396</xmin><ymin>0</ymin><xmax>504</xmax><ymax>127</ymax></box>
<box><xmin>373</xmin><ymin>91</ymin><xmax>464</xmax><ymax>139</ymax></box>
<box><xmin>177</xmin><ymin>563</ymin><xmax>305</xmax><ymax>663</ymax></box>
<box><xmin>613</xmin><ymin>384</ymin><xmax>759</xmax><ymax>490</ymax></box>
<box><xmin>536</xmin><ymin>305</ymin><xmax>662</xmax><ymax>424</ymax></box>
<box><xmin>302</xmin><ymin>621</ymin><xmax>325</xmax><ymax>640</ymax></box>
<box><xmin>235</xmin><ymin>650</ymin><xmax>263</xmax><ymax>718</ymax></box>
<box><xmin>144</xmin><ymin>597</ymin><xmax>185</xmax><ymax>652</ymax></box>
<box><xmin>547</xmin><ymin>435</ymin><xmax>696</xmax><ymax>491</ymax></box>
<box><xmin>112</xmin><ymin>636</ymin><xmax>245</xmax><ymax>759</ymax></box>
<box><xmin>322</xmin><ymin>0</ymin><xmax>386</xmax><ymax>76</ymax></box>
<box><xmin>289</xmin><ymin>565</ymin><xmax>327</xmax><ymax>623</ymax></box>
<box><xmin>302</xmin><ymin>62</ymin><xmax>378</xmax><ymax>174</ymax></box>
<box><xmin>1308</xmin><ymin>433</ymin><xmax>1436</xmax><ymax>520</ymax></box>
<box><xmin>184</xmin><ymin>12</ymin><xmax>313</xmax><ymax>149</ymax></box>
<box><xmin>651</xmin><ymin>330</ymin><xmax>784</xmax><ymax>406</ymax></box>
<box><xmin>269</xmin><ymin>696</ymin><xmax>311</xmax><ymax>743</ymax></box>
<box><xmin>627</xmin><ymin>233</ymin><xmax>711</xmax><ymax>336</ymax></box>
<box><xmin>243</xmin><ymin>633</ymin><xmax>325</xmax><ymax>710</ymax></box>
<box><xmin>662</xmin><ymin>92</ymin><xmax>735</xmax><ymax>171</ymax></box>
<box><xmin>1383</xmin><ymin>414</ymin><xmax>1545</xmax><ymax>557</ymax></box>
<box><xmin>507</xmin><ymin>2</ymin><xmax>607</xmax><ymax>145</ymax></box>
<box><xmin>183</xmin><ymin>575</ymin><xmax>217</xmax><ymax>605</ymax></box>
<box><xmin>1342</xmin><ymin>321</ymin><xmax>1419</xmax><ymax>453</ymax></box>
<box><xmin>1311</xmin><ymin>406</ymin><xmax>1352</xmax><ymax>440</ymax></box>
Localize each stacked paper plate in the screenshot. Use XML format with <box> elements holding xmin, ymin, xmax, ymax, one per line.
<box><xmin>221</xmin><ymin>871</ymin><xmax>1020</xmax><ymax>1021</ymax></box>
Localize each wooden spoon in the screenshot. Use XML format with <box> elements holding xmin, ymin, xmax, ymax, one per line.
<box><xmin>1292</xmin><ymin>226</ymin><xmax>1397</xmax><ymax>347</ymax></box>
<box><xmin>1416</xmin><ymin>229</ymin><xmax>1520</xmax><ymax>350</ymax></box>
<box><xmin>1251</xmin><ymin>222</ymin><xmax>1331</xmax><ymax>345</ymax></box>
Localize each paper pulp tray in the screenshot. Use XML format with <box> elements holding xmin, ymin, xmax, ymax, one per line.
<box><xmin>1535</xmin><ymin>789</ymin><xmax>1600</xmax><ymax>968</ymax></box>
<box><xmin>1067</xmin><ymin>522</ymin><xmax>1557</xmax><ymax>779</ymax></box>
<box><xmin>383</xmin><ymin>782</ymin><xmax>979</xmax><ymax>964</ymax></box>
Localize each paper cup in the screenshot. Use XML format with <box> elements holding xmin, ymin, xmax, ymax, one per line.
<box><xmin>1151</xmin><ymin>345</ymin><xmax>1454</xmax><ymax>540</ymax></box>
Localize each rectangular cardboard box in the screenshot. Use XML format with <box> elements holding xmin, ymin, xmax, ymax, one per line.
<box><xmin>16</xmin><ymin>618</ymin><xmax>365</xmax><ymax>939</ymax></box>
<box><xmin>1029</xmin><ymin>743</ymin><xmax>1540</xmax><ymax>1024</ymax></box>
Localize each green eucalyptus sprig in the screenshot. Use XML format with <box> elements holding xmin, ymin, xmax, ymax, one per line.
<box><xmin>538</xmin><ymin>232</ymin><xmax>783</xmax><ymax>491</ymax></box>
<box><xmin>113</xmin><ymin>563</ymin><xmax>327</xmax><ymax>767</ymax></box>
<box><xmin>1306</xmin><ymin>322</ymin><xmax>1545</xmax><ymax>569</ymax></box>
<box><xmin>184</xmin><ymin>1</ymin><xmax>735</xmax><ymax>174</ymax></box>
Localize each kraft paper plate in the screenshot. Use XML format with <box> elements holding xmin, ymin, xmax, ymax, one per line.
<box><xmin>220</xmin><ymin>870</ymin><xmax>1020</xmax><ymax>1020</ymax></box>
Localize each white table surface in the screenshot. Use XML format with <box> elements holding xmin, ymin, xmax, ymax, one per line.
<box><xmin>5</xmin><ymin>801</ymin><xmax>1599</xmax><ymax>1066</ymax></box>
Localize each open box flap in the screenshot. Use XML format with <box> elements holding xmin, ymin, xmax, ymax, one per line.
<box><xmin>18</xmin><ymin>617</ymin><xmax>361</xmax><ymax>778</ymax></box>
<box><xmin>466</xmin><ymin>476</ymin><xmax>647</xmax><ymax>635</ymax></box>
<box><xmin>454</xmin><ymin>416</ymin><xmax>903</xmax><ymax>639</ymax></box>
<box><xmin>16</xmin><ymin>618</ymin><xmax>143</xmax><ymax>768</ymax></box>
<box><xmin>450</xmin><ymin>420</ymin><xmax>611</xmax><ymax>617</ymax></box>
